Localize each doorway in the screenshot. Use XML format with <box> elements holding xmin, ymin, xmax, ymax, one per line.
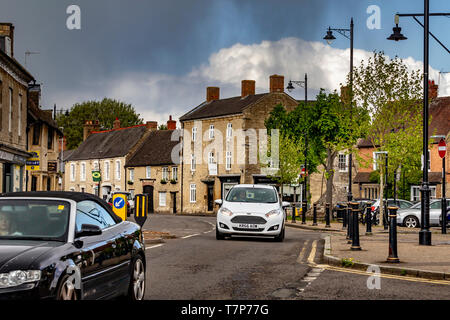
<box><xmin>143</xmin><ymin>185</ymin><xmax>154</xmax><ymax>213</ymax></box>
<box><xmin>171</xmin><ymin>192</ymin><xmax>177</xmax><ymax>214</ymax></box>
<box><xmin>207</xmin><ymin>185</ymin><xmax>214</xmax><ymax>211</ymax></box>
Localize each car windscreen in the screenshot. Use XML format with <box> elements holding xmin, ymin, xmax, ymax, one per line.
<box><xmin>225</xmin><ymin>187</ymin><xmax>278</xmax><ymax>203</ymax></box>
<box><xmin>0</xmin><ymin>199</ymin><xmax>70</xmax><ymax>242</ymax></box>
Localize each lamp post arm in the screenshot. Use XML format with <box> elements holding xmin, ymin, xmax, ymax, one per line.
<box><xmin>412</xmin><ymin>16</ymin><xmax>450</xmax><ymax>54</ymax></box>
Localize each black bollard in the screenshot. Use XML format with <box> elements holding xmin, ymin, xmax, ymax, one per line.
<box><xmin>312</xmin><ymin>203</ymin><xmax>318</xmax><ymax>226</ymax></box>
<box><xmin>347</xmin><ymin>205</ymin><xmax>353</xmax><ymax>243</ymax></box>
<box><xmin>342</xmin><ymin>206</ymin><xmax>347</xmax><ymax>230</ymax></box>
<box><xmin>291</xmin><ymin>205</ymin><xmax>296</xmax><ymax>223</ymax></box>
<box><xmin>387</xmin><ymin>206</ymin><xmax>400</xmax><ymax>263</ymax></box>
<box><xmin>350</xmin><ymin>201</ymin><xmax>362</xmax><ymax>250</ymax></box>
<box><xmin>325</xmin><ymin>203</ymin><xmax>331</xmax><ymax>228</ymax></box>
<box><xmin>365</xmin><ymin>206</ymin><xmax>372</xmax><ymax>235</ymax></box>
<box><xmin>302</xmin><ymin>201</ymin><xmax>307</xmax><ymax>224</ymax></box>
<box><xmin>383</xmin><ymin>200</ymin><xmax>388</xmax><ymax>230</ymax></box>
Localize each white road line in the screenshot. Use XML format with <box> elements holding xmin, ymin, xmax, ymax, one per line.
<box><xmin>181</xmin><ymin>233</ymin><xmax>200</xmax><ymax>239</ymax></box>
<box><xmin>145</xmin><ymin>244</ymin><xmax>164</xmax><ymax>250</ymax></box>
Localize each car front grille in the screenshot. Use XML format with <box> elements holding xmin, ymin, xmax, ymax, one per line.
<box><xmin>232</xmin><ymin>227</ymin><xmax>265</xmax><ymax>232</ymax></box>
<box><xmin>231</xmin><ymin>215</ymin><xmax>267</xmax><ymax>224</ymax></box>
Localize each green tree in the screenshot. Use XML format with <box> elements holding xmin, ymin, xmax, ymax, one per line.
<box><xmin>352</xmin><ymin>51</ymin><xmax>423</xmax><ymax>217</ymax></box>
<box><xmin>56</xmin><ymin>98</ymin><xmax>143</xmax><ymax>149</ymax></box>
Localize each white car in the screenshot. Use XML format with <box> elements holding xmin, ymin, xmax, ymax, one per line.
<box><xmin>396</xmin><ymin>199</ymin><xmax>450</xmax><ymax>228</ymax></box>
<box><xmin>215</xmin><ymin>184</ymin><xmax>290</xmax><ymax>241</ymax></box>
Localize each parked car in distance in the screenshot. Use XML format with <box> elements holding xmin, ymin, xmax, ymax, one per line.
<box><xmin>396</xmin><ymin>199</ymin><xmax>450</xmax><ymax>228</ymax></box>
<box><xmin>371</xmin><ymin>198</ymin><xmax>414</xmax><ymax>217</ymax></box>
<box><xmin>106</xmin><ymin>191</ymin><xmax>134</xmax><ymax>216</ymax></box>
<box><xmin>215</xmin><ymin>184</ymin><xmax>290</xmax><ymax>242</ymax></box>
<box><xmin>0</xmin><ymin>192</ymin><xmax>146</xmax><ymax>300</ymax></box>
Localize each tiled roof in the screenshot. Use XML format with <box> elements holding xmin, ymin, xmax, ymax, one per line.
<box><xmin>125</xmin><ymin>129</ymin><xmax>179</xmax><ymax>167</ymax></box>
<box><xmin>179</xmin><ymin>94</ymin><xmax>268</xmax><ymax>122</ymax></box>
<box><xmin>67</xmin><ymin>125</ymin><xmax>148</xmax><ymax>161</ymax></box>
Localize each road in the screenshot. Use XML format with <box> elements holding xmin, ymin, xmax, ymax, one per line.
<box><xmin>141</xmin><ymin>215</ymin><xmax>450</xmax><ymax>300</ymax></box>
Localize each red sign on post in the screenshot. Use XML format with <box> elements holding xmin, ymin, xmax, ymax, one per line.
<box><xmin>438</xmin><ymin>139</ymin><xmax>446</xmax><ymax>159</ymax></box>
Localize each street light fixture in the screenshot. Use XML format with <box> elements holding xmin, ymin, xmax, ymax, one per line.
<box><xmin>387</xmin><ymin>3</ymin><xmax>450</xmax><ymax>245</ymax></box>
<box><xmin>323</xmin><ymin>18</ymin><xmax>354</xmax><ymax>206</ymax></box>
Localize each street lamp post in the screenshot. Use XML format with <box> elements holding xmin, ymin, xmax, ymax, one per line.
<box><xmin>387</xmin><ymin>2</ymin><xmax>450</xmax><ymax>245</ymax></box>
<box><xmin>287</xmin><ymin>73</ymin><xmax>308</xmax><ymax>222</ymax></box>
<box><xmin>323</xmin><ymin>18</ymin><xmax>354</xmax><ymax>206</ymax></box>
<box><xmin>432</xmin><ymin>135</ymin><xmax>447</xmax><ymax>234</ymax></box>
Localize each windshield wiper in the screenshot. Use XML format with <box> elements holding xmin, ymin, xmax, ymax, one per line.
<box><xmin>0</xmin><ymin>236</ymin><xmax>64</xmax><ymax>242</ymax></box>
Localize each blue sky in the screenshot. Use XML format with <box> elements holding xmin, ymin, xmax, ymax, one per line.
<box><xmin>2</xmin><ymin>0</ymin><xmax>449</xmax><ymax>124</ymax></box>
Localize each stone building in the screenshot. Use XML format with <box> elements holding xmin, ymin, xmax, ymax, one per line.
<box><xmin>0</xmin><ymin>22</ymin><xmax>34</xmax><ymax>192</ymax></box>
<box><xmin>125</xmin><ymin>119</ymin><xmax>180</xmax><ymax>213</ymax></box>
<box><xmin>178</xmin><ymin>75</ymin><xmax>299</xmax><ymax>214</ymax></box>
<box><xmin>26</xmin><ymin>83</ymin><xmax>63</xmax><ymax>191</ymax></box>
<box><xmin>64</xmin><ymin>119</ymin><xmax>155</xmax><ymax>198</ymax></box>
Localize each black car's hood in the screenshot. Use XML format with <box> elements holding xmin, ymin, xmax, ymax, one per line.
<box><xmin>0</xmin><ymin>240</ymin><xmax>64</xmax><ymax>272</ymax></box>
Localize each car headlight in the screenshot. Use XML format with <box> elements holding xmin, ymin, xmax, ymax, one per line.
<box><xmin>0</xmin><ymin>270</ymin><xmax>41</xmax><ymax>289</ymax></box>
<box><xmin>265</xmin><ymin>209</ymin><xmax>281</xmax><ymax>218</ymax></box>
<box><xmin>219</xmin><ymin>207</ymin><xmax>233</xmax><ymax>217</ymax></box>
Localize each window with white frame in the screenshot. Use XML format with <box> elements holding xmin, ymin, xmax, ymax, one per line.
<box><xmin>146</xmin><ymin>166</ymin><xmax>151</xmax><ymax>179</ymax></box>
<box><xmin>172</xmin><ymin>167</ymin><xmax>178</xmax><ymax>181</ymax></box>
<box><xmin>226</xmin><ymin>123</ymin><xmax>232</xmax><ymax>138</ymax></box>
<box><xmin>70</xmin><ymin>163</ymin><xmax>75</xmax><ymax>182</ymax></box>
<box><xmin>104</xmin><ymin>161</ymin><xmax>110</xmax><ymax>181</ymax></box>
<box><xmin>226</xmin><ymin>151</ymin><xmax>232</xmax><ymax>170</ymax></box>
<box><xmin>190</xmin><ymin>184</ymin><xmax>196</xmax><ymax>203</ymax></box>
<box><xmin>192</xmin><ymin>127</ymin><xmax>197</xmax><ymax>142</ymax></box>
<box><xmin>162</xmin><ymin>167</ymin><xmax>169</xmax><ymax>181</ymax></box>
<box><xmin>338</xmin><ymin>154</ymin><xmax>348</xmax><ymax>172</ymax></box>
<box><xmin>208</xmin><ymin>152</ymin><xmax>215</xmax><ymax>164</ymax></box>
<box><xmin>80</xmin><ymin>162</ymin><xmax>86</xmax><ymax>181</ymax></box>
<box><xmin>410</xmin><ymin>185</ymin><xmax>436</xmax><ymax>202</ymax></box>
<box><xmin>209</xmin><ymin>125</ymin><xmax>214</xmax><ymax>139</ymax></box>
<box><xmin>159</xmin><ymin>192</ymin><xmax>166</xmax><ymax>207</ymax></box>
<box><xmin>129</xmin><ymin>168</ymin><xmax>134</xmax><ymax>182</ymax></box>
<box><xmin>115</xmin><ymin>160</ymin><xmax>121</xmax><ymax>180</ymax></box>
<box><xmin>191</xmin><ymin>154</ymin><xmax>196</xmax><ymax>171</ymax></box>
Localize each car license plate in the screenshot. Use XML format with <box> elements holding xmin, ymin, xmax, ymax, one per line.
<box><xmin>238</xmin><ymin>224</ymin><xmax>259</xmax><ymax>229</ymax></box>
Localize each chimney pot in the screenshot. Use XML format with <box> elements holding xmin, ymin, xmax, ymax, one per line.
<box><xmin>146</xmin><ymin>121</ymin><xmax>158</xmax><ymax>131</ymax></box>
<box><xmin>83</xmin><ymin>120</ymin><xmax>100</xmax><ymax>141</ymax></box>
<box><xmin>241</xmin><ymin>80</ymin><xmax>256</xmax><ymax>97</ymax></box>
<box><xmin>428</xmin><ymin>79</ymin><xmax>438</xmax><ymax>100</ymax></box>
<box><xmin>269</xmin><ymin>75</ymin><xmax>284</xmax><ymax>93</ymax></box>
<box><xmin>167</xmin><ymin>115</ymin><xmax>176</xmax><ymax>130</ymax></box>
<box><xmin>206</xmin><ymin>87</ymin><xmax>220</xmax><ymax>102</ymax></box>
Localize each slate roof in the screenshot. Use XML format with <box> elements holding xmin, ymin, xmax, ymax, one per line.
<box><xmin>179</xmin><ymin>94</ymin><xmax>268</xmax><ymax>122</ymax></box>
<box><xmin>125</xmin><ymin>129</ymin><xmax>179</xmax><ymax>167</ymax></box>
<box><xmin>67</xmin><ymin>125</ymin><xmax>148</xmax><ymax>161</ymax></box>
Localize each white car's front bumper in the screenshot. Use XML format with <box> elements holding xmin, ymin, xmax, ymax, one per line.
<box><xmin>217</xmin><ymin>213</ymin><xmax>284</xmax><ymax>236</ymax></box>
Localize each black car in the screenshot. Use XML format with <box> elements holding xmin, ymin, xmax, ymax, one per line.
<box><xmin>0</xmin><ymin>192</ymin><xmax>146</xmax><ymax>300</ymax></box>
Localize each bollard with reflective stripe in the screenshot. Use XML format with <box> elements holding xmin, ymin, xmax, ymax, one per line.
<box><xmin>350</xmin><ymin>201</ymin><xmax>361</xmax><ymax>251</ymax></box>
<box><xmin>112</xmin><ymin>193</ymin><xmax>128</xmax><ymax>221</ymax></box>
<box><xmin>365</xmin><ymin>206</ymin><xmax>372</xmax><ymax>235</ymax></box>
<box><xmin>302</xmin><ymin>201</ymin><xmax>307</xmax><ymax>224</ymax></box>
<box><xmin>134</xmin><ymin>194</ymin><xmax>149</xmax><ymax>228</ymax></box>
<box><xmin>387</xmin><ymin>206</ymin><xmax>400</xmax><ymax>263</ymax></box>
<box><xmin>325</xmin><ymin>203</ymin><xmax>331</xmax><ymax>228</ymax></box>
<box><xmin>312</xmin><ymin>203</ymin><xmax>318</xmax><ymax>226</ymax></box>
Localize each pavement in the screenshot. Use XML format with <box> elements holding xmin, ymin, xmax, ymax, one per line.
<box><xmin>286</xmin><ymin>220</ymin><xmax>450</xmax><ymax>280</ymax></box>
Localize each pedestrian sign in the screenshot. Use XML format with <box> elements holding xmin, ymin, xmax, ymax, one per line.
<box><xmin>112</xmin><ymin>193</ymin><xmax>127</xmax><ymax>221</ymax></box>
<box><xmin>134</xmin><ymin>194</ymin><xmax>148</xmax><ymax>228</ymax></box>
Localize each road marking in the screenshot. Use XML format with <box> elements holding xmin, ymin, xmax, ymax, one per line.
<box><xmin>307</xmin><ymin>240</ymin><xmax>318</xmax><ymax>264</ymax></box>
<box><xmin>316</xmin><ymin>264</ymin><xmax>450</xmax><ymax>286</ymax></box>
<box><xmin>182</xmin><ymin>233</ymin><xmax>200</xmax><ymax>239</ymax></box>
<box><xmin>145</xmin><ymin>244</ymin><xmax>164</xmax><ymax>250</ymax></box>
<box><xmin>296</xmin><ymin>240</ymin><xmax>311</xmax><ymax>264</ymax></box>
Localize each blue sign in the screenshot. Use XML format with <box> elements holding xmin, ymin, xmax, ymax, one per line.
<box><xmin>113</xmin><ymin>197</ymin><xmax>125</xmax><ymax>209</ymax></box>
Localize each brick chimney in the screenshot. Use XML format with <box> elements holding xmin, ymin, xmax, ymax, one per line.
<box><xmin>206</xmin><ymin>87</ymin><xmax>220</xmax><ymax>102</ymax></box>
<box><xmin>146</xmin><ymin>121</ymin><xmax>158</xmax><ymax>131</ymax></box>
<box><xmin>113</xmin><ymin>117</ymin><xmax>120</xmax><ymax>130</ymax></box>
<box><xmin>167</xmin><ymin>115</ymin><xmax>176</xmax><ymax>130</ymax></box>
<box><xmin>241</xmin><ymin>80</ymin><xmax>255</xmax><ymax>97</ymax></box>
<box><xmin>428</xmin><ymin>80</ymin><xmax>438</xmax><ymax>100</ymax></box>
<box><xmin>0</xmin><ymin>23</ymin><xmax>14</xmax><ymax>57</ymax></box>
<box><xmin>83</xmin><ymin>120</ymin><xmax>100</xmax><ymax>141</ymax></box>
<box><xmin>269</xmin><ymin>75</ymin><xmax>284</xmax><ymax>93</ymax></box>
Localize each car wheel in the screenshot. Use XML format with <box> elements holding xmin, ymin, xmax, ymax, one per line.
<box><xmin>216</xmin><ymin>225</ymin><xmax>225</xmax><ymax>240</ymax></box>
<box><xmin>127</xmin><ymin>256</ymin><xmax>146</xmax><ymax>301</ymax></box>
<box><xmin>56</xmin><ymin>274</ymin><xmax>79</xmax><ymax>300</ymax></box>
<box><xmin>404</xmin><ymin>216</ymin><xmax>420</xmax><ymax>228</ymax></box>
<box><xmin>274</xmin><ymin>227</ymin><xmax>285</xmax><ymax>242</ymax></box>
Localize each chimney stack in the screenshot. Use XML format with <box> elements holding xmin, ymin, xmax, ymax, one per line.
<box><xmin>0</xmin><ymin>23</ymin><xmax>14</xmax><ymax>57</ymax></box>
<box><xmin>241</xmin><ymin>80</ymin><xmax>255</xmax><ymax>97</ymax></box>
<box><xmin>206</xmin><ymin>87</ymin><xmax>220</xmax><ymax>102</ymax></box>
<box><xmin>113</xmin><ymin>117</ymin><xmax>121</xmax><ymax>130</ymax></box>
<box><xmin>28</xmin><ymin>83</ymin><xmax>41</xmax><ymax>110</ymax></box>
<box><xmin>428</xmin><ymin>80</ymin><xmax>438</xmax><ymax>100</ymax></box>
<box><xmin>167</xmin><ymin>115</ymin><xmax>176</xmax><ymax>130</ymax></box>
<box><xmin>269</xmin><ymin>75</ymin><xmax>284</xmax><ymax>93</ymax></box>
<box><xmin>83</xmin><ymin>120</ymin><xmax>100</xmax><ymax>141</ymax></box>
<box><xmin>146</xmin><ymin>121</ymin><xmax>158</xmax><ymax>131</ymax></box>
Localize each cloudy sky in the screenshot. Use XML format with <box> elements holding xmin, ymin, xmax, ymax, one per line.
<box><xmin>2</xmin><ymin>0</ymin><xmax>449</xmax><ymax>126</ymax></box>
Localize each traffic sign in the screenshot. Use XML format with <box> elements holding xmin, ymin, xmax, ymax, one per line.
<box><xmin>134</xmin><ymin>194</ymin><xmax>148</xmax><ymax>228</ymax></box>
<box><xmin>112</xmin><ymin>193</ymin><xmax>127</xmax><ymax>221</ymax></box>
<box><xmin>438</xmin><ymin>139</ymin><xmax>446</xmax><ymax>159</ymax></box>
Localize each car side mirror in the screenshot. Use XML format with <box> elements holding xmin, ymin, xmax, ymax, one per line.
<box><xmin>281</xmin><ymin>201</ymin><xmax>291</xmax><ymax>208</ymax></box>
<box><xmin>76</xmin><ymin>224</ymin><xmax>102</xmax><ymax>238</ymax></box>
<box><xmin>214</xmin><ymin>199</ymin><xmax>223</xmax><ymax>206</ymax></box>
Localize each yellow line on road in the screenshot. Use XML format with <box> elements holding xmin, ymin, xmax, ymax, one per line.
<box><xmin>296</xmin><ymin>240</ymin><xmax>311</xmax><ymax>264</ymax></box>
<box><xmin>307</xmin><ymin>240</ymin><xmax>318</xmax><ymax>264</ymax></box>
<box><xmin>315</xmin><ymin>264</ymin><xmax>450</xmax><ymax>286</ymax></box>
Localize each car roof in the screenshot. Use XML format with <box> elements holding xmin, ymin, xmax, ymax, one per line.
<box><xmin>232</xmin><ymin>184</ymin><xmax>275</xmax><ymax>189</ymax></box>
<box><xmin>0</xmin><ymin>191</ymin><xmax>103</xmax><ymax>202</ymax></box>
